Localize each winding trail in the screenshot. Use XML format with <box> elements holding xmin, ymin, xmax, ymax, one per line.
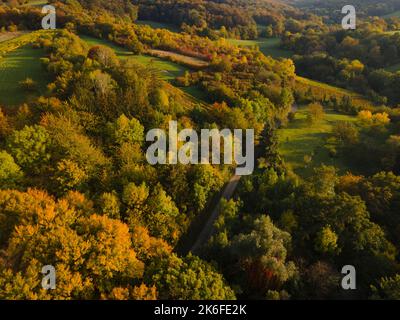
<box><xmin>191</xmin><ymin>175</ymin><xmax>241</xmax><ymax>253</ymax></box>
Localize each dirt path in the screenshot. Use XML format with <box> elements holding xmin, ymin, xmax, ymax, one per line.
<box><xmin>0</xmin><ymin>32</ymin><xmax>25</xmax><ymax>43</ymax></box>
<box><xmin>147</xmin><ymin>49</ymin><xmax>210</xmax><ymax>68</ymax></box>
<box><xmin>191</xmin><ymin>174</ymin><xmax>241</xmax><ymax>253</ymax></box>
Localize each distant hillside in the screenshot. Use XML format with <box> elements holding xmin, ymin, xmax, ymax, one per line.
<box><xmin>291</xmin><ymin>0</ymin><xmax>400</xmax><ymax>22</ymax></box>
<box><xmin>132</xmin><ymin>0</ymin><xmax>320</xmax><ymax>39</ymax></box>
<box><xmin>295</xmin><ymin>76</ymin><xmax>375</xmax><ymax>110</ymax></box>
<box><xmin>73</xmin><ymin>0</ymin><xmax>138</xmax><ymax>17</ymax></box>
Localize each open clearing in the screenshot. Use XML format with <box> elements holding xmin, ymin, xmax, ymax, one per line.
<box><xmin>227</xmin><ymin>37</ymin><xmax>293</xmax><ymax>59</ymax></box>
<box><xmin>19</xmin><ymin>0</ymin><xmax>48</xmax><ymax>7</ymax></box>
<box><xmin>0</xmin><ymin>31</ymin><xmax>40</xmax><ymax>56</ymax></box>
<box><xmin>386</xmin><ymin>63</ymin><xmax>400</xmax><ymax>72</ymax></box>
<box><xmin>80</xmin><ymin>35</ymin><xmax>135</xmax><ymax>58</ymax></box>
<box><xmin>383</xmin><ymin>11</ymin><xmax>400</xmax><ymax>19</ymax></box>
<box><xmin>278</xmin><ymin>107</ymin><xmax>357</xmax><ymax>177</ymax></box>
<box><xmin>0</xmin><ymin>45</ymin><xmax>48</xmax><ymax>106</ymax></box>
<box><xmin>0</xmin><ymin>32</ymin><xmax>26</xmax><ymax>43</ymax></box>
<box><xmin>80</xmin><ymin>35</ymin><xmax>189</xmax><ymax>80</ymax></box>
<box><xmin>148</xmin><ymin>49</ymin><xmax>209</xmax><ymax>68</ymax></box>
<box><xmin>80</xmin><ymin>35</ymin><xmax>208</xmax><ymax>104</ymax></box>
<box><xmin>295</xmin><ymin>76</ymin><xmax>375</xmax><ymax>109</ymax></box>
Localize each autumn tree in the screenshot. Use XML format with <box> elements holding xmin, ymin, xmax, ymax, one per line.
<box><xmin>0</xmin><ymin>189</ymin><xmax>146</xmax><ymax>299</ymax></box>
<box><xmin>230</xmin><ymin>215</ymin><xmax>296</xmax><ymax>297</ymax></box>
<box><xmin>307</xmin><ymin>102</ymin><xmax>325</xmax><ymax>125</ymax></box>
<box><xmin>88</xmin><ymin>45</ymin><xmax>119</xmax><ymax>68</ymax></box>
<box><xmin>333</xmin><ymin>121</ymin><xmax>359</xmax><ymax>146</ymax></box>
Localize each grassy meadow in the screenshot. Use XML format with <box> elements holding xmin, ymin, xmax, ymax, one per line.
<box><xmin>295</xmin><ymin>76</ymin><xmax>375</xmax><ymax>109</ymax></box>
<box><xmin>0</xmin><ymin>31</ymin><xmax>51</xmax><ymax>107</ymax></box>
<box><xmin>226</xmin><ymin>37</ymin><xmax>293</xmax><ymax>59</ymax></box>
<box><xmin>386</xmin><ymin>63</ymin><xmax>400</xmax><ymax>72</ymax></box>
<box><xmin>80</xmin><ymin>35</ymin><xmax>210</xmax><ymax>102</ymax></box>
<box><xmin>81</xmin><ymin>35</ymin><xmax>210</xmax><ymax>105</ymax></box>
<box><xmin>80</xmin><ymin>35</ymin><xmax>189</xmax><ymax>81</ymax></box>
<box><xmin>383</xmin><ymin>11</ymin><xmax>400</xmax><ymax>19</ymax></box>
<box><xmin>148</xmin><ymin>49</ymin><xmax>209</xmax><ymax>68</ymax></box>
<box><xmin>0</xmin><ymin>31</ymin><xmax>43</xmax><ymax>56</ymax></box>
<box><xmin>0</xmin><ymin>45</ymin><xmax>47</xmax><ymax>106</ymax></box>
<box><xmin>19</xmin><ymin>0</ymin><xmax>48</xmax><ymax>7</ymax></box>
<box><xmin>278</xmin><ymin>107</ymin><xmax>357</xmax><ymax>177</ymax></box>
<box><xmin>0</xmin><ymin>32</ymin><xmax>26</xmax><ymax>43</ymax></box>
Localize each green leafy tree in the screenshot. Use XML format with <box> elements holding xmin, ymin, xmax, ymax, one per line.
<box><xmin>371</xmin><ymin>275</ymin><xmax>400</xmax><ymax>300</ymax></box>
<box><xmin>146</xmin><ymin>253</ymin><xmax>236</xmax><ymax>300</ymax></box>
<box><xmin>314</xmin><ymin>225</ymin><xmax>340</xmax><ymax>255</ymax></box>
<box><xmin>0</xmin><ymin>107</ymin><xmax>11</xmax><ymax>139</ymax></box>
<box><xmin>230</xmin><ymin>215</ymin><xmax>296</xmax><ymax>296</ymax></box>
<box><xmin>109</xmin><ymin>114</ymin><xmax>144</xmax><ymax>147</ymax></box>
<box><xmin>0</xmin><ymin>151</ymin><xmax>23</xmax><ymax>189</ymax></box>
<box><xmin>307</xmin><ymin>103</ymin><xmax>325</xmax><ymax>125</ymax></box>
<box><xmin>145</xmin><ymin>184</ymin><xmax>184</xmax><ymax>244</ymax></box>
<box><xmin>7</xmin><ymin>125</ymin><xmax>51</xmax><ymax>174</ymax></box>
<box><xmin>88</xmin><ymin>45</ymin><xmax>119</xmax><ymax>68</ymax></box>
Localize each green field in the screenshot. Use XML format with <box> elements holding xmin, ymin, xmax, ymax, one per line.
<box><xmin>0</xmin><ymin>31</ymin><xmax>41</xmax><ymax>56</ymax></box>
<box><xmin>383</xmin><ymin>11</ymin><xmax>400</xmax><ymax>19</ymax></box>
<box><xmin>18</xmin><ymin>0</ymin><xmax>48</xmax><ymax>7</ymax></box>
<box><xmin>295</xmin><ymin>76</ymin><xmax>374</xmax><ymax>109</ymax></box>
<box><xmin>384</xmin><ymin>31</ymin><xmax>400</xmax><ymax>35</ymax></box>
<box><xmin>278</xmin><ymin>107</ymin><xmax>357</xmax><ymax>177</ymax></box>
<box><xmin>227</xmin><ymin>37</ymin><xmax>293</xmax><ymax>59</ymax></box>
<box><xmin>148</xmin><ymin>49</ymin><xmax>209</xmax><ymax>68</ymax></box>
<box><xmin>80</xmin><ymin>35</ymin><xmax>134</xmax><ymax>58</ymax></box>
<box><xmin>81</xmin><ymin>35</ymin><xmax>209</xmax><ymax>103</ymax></box>
<box><xmin>130</xmin><ymin>54</ymin><xmax>188</xmax><ymax>80</ymax></box>
<box><xmin>80</xmin><ymin>35</ymin><xmax>188</xmax><ymax>81</ymax></box>
<box><xmin>0</xmin><ymin>32</ymin><xmax>25</xmax><ymax>43</ymax></box>
<box><xmin>386</xmin><ymin>63</ymin><xmax>400</xmax><ymax>72</ymax></box>
<box><xmin>296</xmin><ymin>76</ymin><xmax>364</xmax><ymax>97</ymax></box>
<box><xmin>0</xmin><ymin>45</ymin><xmax>48</xmax><ymax>106</ymax></box>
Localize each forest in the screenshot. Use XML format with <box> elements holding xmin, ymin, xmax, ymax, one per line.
<box><xmin>0</xmin><ymin>0</ymin><xmax>400</xmax><ymax>300</ymax></box>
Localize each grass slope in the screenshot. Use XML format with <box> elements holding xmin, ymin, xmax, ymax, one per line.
<box><xmin>386</xmin><ymin>63</ymin><xmax>400</xmax><ymax>72</ymax></box>
<box><xmin>0</xmin><ymin>31</ymin><xmax>42</xmax><ymax>56</ymax></box>
<box><xmin>81</xmin><ymin>35</ymin><xmax>209</xmax><ymax>107</ymax></box>
<box><xmin>0</xmin><ymin>31</ymin><xmax>51</xmax><ymax>107</ymax></box>
<box><xmin>18</xmin><ymin>0</ymin><xmax>48</xmax><ymax>7</ymax></box>
<box><xmin>0</xmin><ymin>45</ymin><xmax>47</xmax><ymax>106</ymax></box>
<box><xmin>80</xmin><ymin>35</ymin><xmax>188</xmax><ymax>80</ymax></box>
<box><xmin>295</xmin><ymin>76</ymin><xmax>374</xmax><ymax>109</ymax></box>
<box><xmin>148</xmin><ymin>49</ymin><xmax>209</xmax><ymax>68</ymax></box>
<box><xmin>0</xmin><ymin>32</ymin><xmax>26</xmax><ymax>43</ymax></box>
<box><xmin>278</xmin><ymin>107</ymin><xmax>357</xmax><ymax>177</ymax></box>
<box><xmin>227</xmin><ymin>37</ymin><xmax>293</xmax><ymax>59</ymax></box>
<box><xmin>383</xmin><ymin>11</ymin><xmax>400</xmax><ymax>19</ymax></box>
<box><xmin>80</xmin><ymin>35</ymin><xmax>209</xmax><ymax>102</ymax></box>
